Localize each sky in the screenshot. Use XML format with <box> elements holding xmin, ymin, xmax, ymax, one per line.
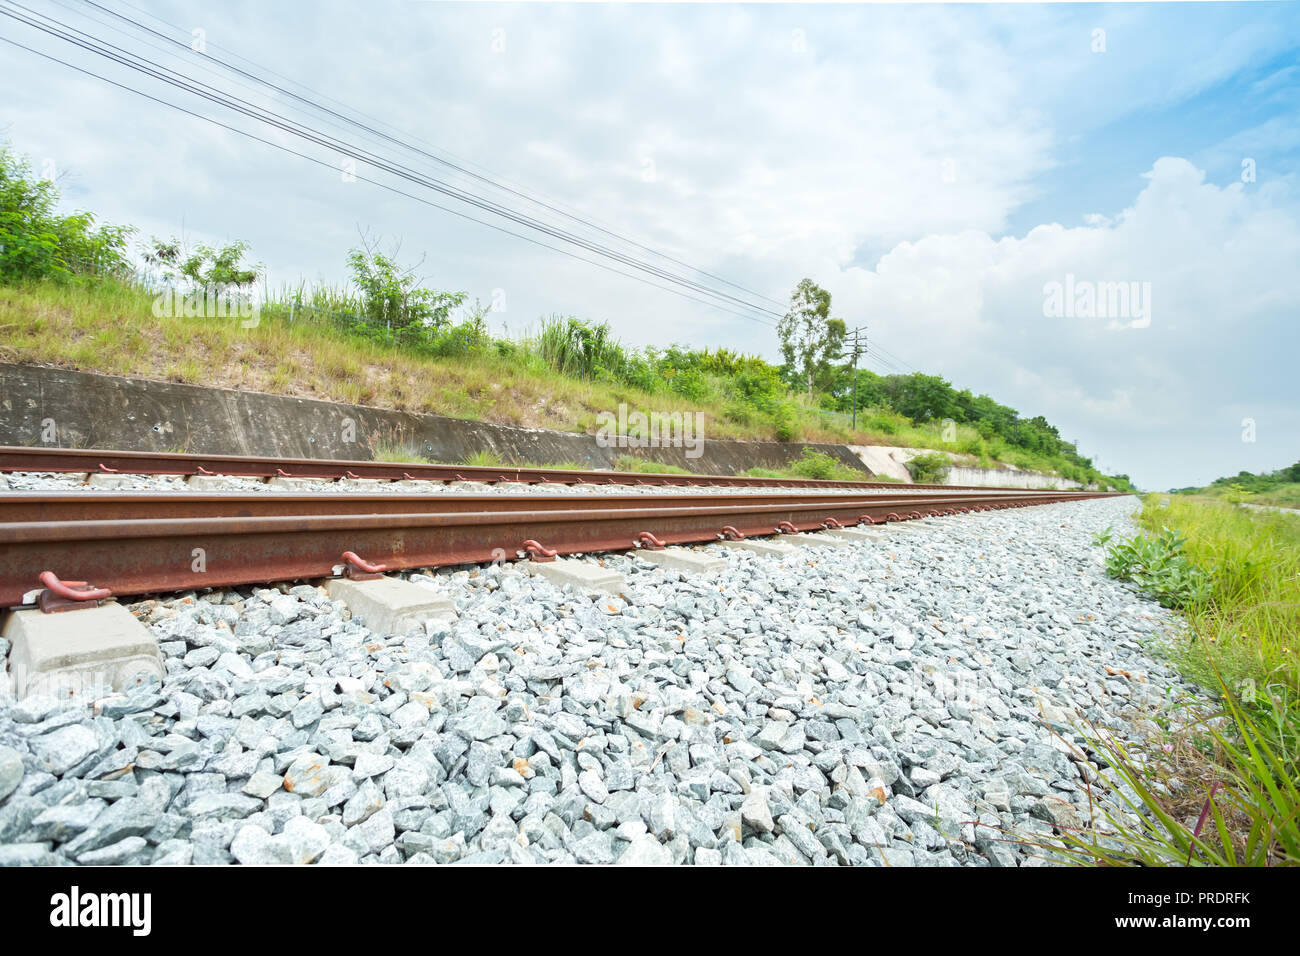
<box><xmin>1</xmin><ymin>0</ymin><xmax>1297</xmax><ymax>490</ymax></box>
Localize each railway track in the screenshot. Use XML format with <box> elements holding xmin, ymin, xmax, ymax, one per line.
<box><xmin>0</xmin><ymin>444</ymin><xmax>1099</xmax><ymax>494</ymax></box>
<box><xmin>0</xmin><ymin>486</ymin><xmax>1121</xmax><ymax>608</ymax></box>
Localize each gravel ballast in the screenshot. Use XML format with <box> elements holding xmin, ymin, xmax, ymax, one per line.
<box><xmin>0</xmin><ymin>495</ymin><xmax>1187</xmax><ymax>866</ymax></box>
<box><xmin>3</xmin><ymin>470</ymin><xmax>982</xmax><ymax>496</ymax></box>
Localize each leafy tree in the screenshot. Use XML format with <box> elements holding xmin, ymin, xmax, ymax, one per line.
<box><xmin>0</xmin><ymin>143</ymin><xmax>133</xmax><ymax>282</ymax></box>
<box><xmin>144</xmin><ymin>237</ymin><xmax>261</xmax><ymax>290</ymax></box>
<box><xmin>345</xmin><ymin>233</ymin><xmax>466</xmax><ymax>348</ymax></box>
<box><xmin>879</xmin><ymin>372</ymin><xmax>957</xmax><ymax>423</ymax></box>
<box><xmin>777</xmin><ymin>278</ymin><xmax>845</xmax><ymax>397</ymax></box>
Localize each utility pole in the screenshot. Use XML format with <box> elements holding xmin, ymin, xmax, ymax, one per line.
<box><xmin>846</xmin><ymin>326</ymin><xmax>867</xmax><ymax>430</ymax></box>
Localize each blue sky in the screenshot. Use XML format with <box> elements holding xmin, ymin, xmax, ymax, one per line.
<box><xmin>1</xmin><ymin>1</ymin><xmax>1298</xmax><ymax>489</ymax></box>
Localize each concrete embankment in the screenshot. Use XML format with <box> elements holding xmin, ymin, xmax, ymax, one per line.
<box><xmin>0</xmin><ymin>364</ymin><xmax>862</xmax><ymax>477</ymax></box>
<box><xmin>0</xmin><ymin>364</ymin><xmax>1082</xmax><ymax>486</ymax></box>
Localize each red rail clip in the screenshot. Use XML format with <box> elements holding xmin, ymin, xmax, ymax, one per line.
<box><xmin>37</xmin><ymin>570</ymin><xmax>111</xmax><ymax>614</ymax></box>
<box><xmin>195</xmin><ymin>465</ymin><xmax>215</xmax><ymax>475</ymax></box>
<box><xmin>857</xmin><ymin>514</ymin><xmax>877</xmax><ymax>526</ymax></box>
<box><xmin>636</xmin><ymin>531</ymin><xmax>667</xmax><ymax>550</ymax></box>
<box><xmin>97</xmin><ymin>463</ymin><xmax>119</xmax><ymax>473</ymax></box>
<box><xmin>341</xmin><ymin>550</ymin><xmax>387</xmax><ymax>580</ymax></box>
<box><xmin>521</xmin><ymin>539</ymin><xmax>558</xmax><ymax>562</ymax></box>
<box><xmin>822</xmin><ymin>517</ymin><xmax>844</xmax><ymax>529</ymax></box>
<box><xmin>719</xmin><ymin>525</ymin><xmax>746</xmax><ymax>540</ymax></box>
<box><xmin>776</xmin><ymin>520</ymin><xmax>798</xmax><ymax>534</ymax></box>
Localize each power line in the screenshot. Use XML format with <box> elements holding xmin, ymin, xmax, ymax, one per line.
<box><xmin>3</xmin><ymin>0</ymin><xmax>786</xmax><ymax>323</ymax></box>
<box><xmin>80</xmin><ymin>0</ymin><xmax>789</xmax><ymax>311</ymax></box>
<box><xmin>0</xmin><ymin>32</ymin><xmax>779</xmax><ymax>326</ymax></box>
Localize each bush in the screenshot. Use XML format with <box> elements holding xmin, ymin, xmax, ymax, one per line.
<box><xmin>345</xmin><ymin>241</ymin><xmax>465</xmax><ymax>349</ymax></box>
<box><xmin>786</xmin><ymin>447</ymin><xmax>866</xmax><ymax>481</ymax></box>
<box><xmin>906</xmin><ymin>452</ymin><xmax>951</xmax><ymax>483</ymax></box>
<box><xmin>427</xmin><ymin>316</ymin><xmax>491</xmax><ymax>358</ymax></box>
<box><xmin>1104</xmin><ymin>527</ymin><xmax>1216</xmax><ymax>609</ymax></box>
<box><xmin>773</xmin><ymin>414</ymin><xmax>799</xmax><ymax>443</ymax></box>
<box><xmin>722</xmin><ymin>401</ymin><xmax>756</xmax><ymax>427</ymax></box>
<box><xmin>789</xmin><ymin>448</ymin><xmax>840</xmax><ymax>480</ymax></box>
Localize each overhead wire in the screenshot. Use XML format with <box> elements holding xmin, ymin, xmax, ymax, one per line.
<box><xmin>6</xmin><ymin>0</ymin><xmax>785</xmax><ymax>322</ymax></box>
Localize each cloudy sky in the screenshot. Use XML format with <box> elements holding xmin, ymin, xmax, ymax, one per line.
<box><xmin>2</xmin><ymin>1</ymin><xmax>1297</xmax><ymax>489</ymax></box>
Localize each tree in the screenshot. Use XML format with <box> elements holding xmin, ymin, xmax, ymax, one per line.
<box><xmin>777</xmin><ymin>278</ymin><xmax>845</xmax><ymax>397</ymax></box>
<box><xmin>0</xmin><ymin>143</ymin><xmax>133</xmax><ymax>282</ymax></box>
<box><xmin>879</xmin><ymin>372</ymin><xmax>956</xmax><ymax>423</ymax></box>
<box><xmin>345</xmin><ymin>231</ymin><xmax>466</xmax><ymax>348</ymax></box>
<box><xmin>144</xmin><ymin>236</ymin><xmax>261</xmax><ymax>291</ymax></box>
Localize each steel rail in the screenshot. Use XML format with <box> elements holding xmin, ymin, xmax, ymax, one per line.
<box><xmin>0</xmin><ymin>445</ymin><xmax>1102</xmax><ymax>494</ymax></box>
<box><xmin>0</xmin><ymin>489</ymin><xmax>1120</xmax><ymax>607</ymax></box>
<box><xmin>0</xmin><ymin>489</ymin><xmax>1102</xmax><ymax>523</ymax></box>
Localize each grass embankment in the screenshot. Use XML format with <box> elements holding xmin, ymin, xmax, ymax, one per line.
<box><xmin>1063</xmin><ymin>496</ymin><xmax>1299</xmax><ymax>866</ymax></box>
<box><xmin>0</xmin><ymin>279</ymin><xmax>1116</xmax><ymax>485</ymax></box>
<box><xmin>1223</xmin><ymin>484</ymin><xmax>1300</xmax><ymax>510</ymax></box>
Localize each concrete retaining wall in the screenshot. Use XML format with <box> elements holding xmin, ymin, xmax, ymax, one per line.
<box><xmin>0</xmin><ymin>364</ymin><xmax>868</xmax><ymax>476</ymax></box>
<box><xmin>944</xmin><ymin>465</ymin><xmax>1085</xmax><ymax>490</ymax></box>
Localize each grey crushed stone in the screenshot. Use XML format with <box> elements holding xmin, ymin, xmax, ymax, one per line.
<box><xmin>0</xmin><ymin>496</ymin><xmax>1186</xmax><ymax>865</ymax></box>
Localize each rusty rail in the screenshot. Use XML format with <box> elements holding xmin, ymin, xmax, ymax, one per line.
<box><xmin>0</xmin><ymin>445</ymin><xmax>1105</xmax><ymax>494</ymax></box>
<box><xmin>0</xmin><ymin>488</ymin><xmax>1122</xmax><ymax>607</ymax></box>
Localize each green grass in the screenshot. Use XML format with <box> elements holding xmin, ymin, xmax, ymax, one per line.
<box><xmin>1205</xmin><ymin>482</ymin><xmax>1300</xmax><ymax>510</ymax></box>
<box><xmin>1253</xmin><ymin>484</ymin><xmax>1300</xmax><ymax>509</ymax></box>
<box><xmin>519</xmin><ymin>460</ymin><xmax>586</xmax><ymax>471</ymax></box>
<box><xmin>1050</xmin><ymin>692</ymin><xmax>1299</xmax><ymax>866</ymax></box>
<box><xmin>1062</xmin><ymin>495</ymin><xmax>1300</xmax><ymax>866</ymax></box>
<box><xmin>370</xmin><ymin>442</ymin><xmax>428</xmax><ymax>464</ymax></box>
<box><xmin>461</xmin><ymin>450</ymin><xmax>504</xmax><ymax>467</ymax></box>
<box><xmin>1134</xmin><ymin>495</ymin><xmax>1300</xmax><ymax>696</ymax></box>
<box><xmin>0</xmin><ymin>277</ymin><xmax>1126</xmax><ymax>486</ymax></box>
<box><xmin>741</xmin><ymin>448</ymin><xmax>871</xmax><ymax>482</ymax></box>
<box><xmin>613</xmin><ymin>455</ymin><xmax>691</xmax><ymax>475</ymax></box>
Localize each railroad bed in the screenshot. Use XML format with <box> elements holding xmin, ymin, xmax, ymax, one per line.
<box><xmin>0</xmin><ymin>495</ymin><xmax>1186</xmax><ymax>866</ymax></box>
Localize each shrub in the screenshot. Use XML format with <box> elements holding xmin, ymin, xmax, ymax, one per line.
<box><xmin>786</xmin><ymin>447</ymin><xmax>865</xmax><ymax>481</ymax></box>
<box><xmin>344</xmin><ymin>239</ymin><xmax>466</xmax><ymax>349</ymax></box>
<box><xmin>773</xmin><ymin>415</ymin><xmax>799</xmax><ymax>443</ymax></box>
<box><xmin>789</xmin><ymin>448</ymin><xmax>840</xmax><ymax>480</ymax></box>
<box><xmin>906</xmin><ymin>452</ymin><xmax>951</xmax><ymax>483</ymax></box>
<box><xmin>1104</xmin><ymin>526</ymin><xmax>1216</xmax><ymax>609</ymax></box>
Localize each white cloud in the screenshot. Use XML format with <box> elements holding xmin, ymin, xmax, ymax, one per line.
<box><xmin>1</xmin><ymin>1</ymin><xmax>1297</xmax><ymax>489</ymax></box>
<box><xmin>826</xmin><ymin>158</ymin><xmax>1300</xmax><ymax>487</ymax></box>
